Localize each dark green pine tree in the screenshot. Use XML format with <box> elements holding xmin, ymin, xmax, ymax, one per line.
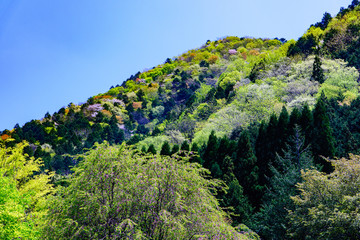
<box><xmin>264</xmin><ymin>113</ymin><xmax>279</xmax><ymax>170</ymax></box>
<box><xmin>299</xmin><ymin>103</ymin><xmax>314</xmax><ymax>146</ymax></box>
<box><xmin>202</xmin><ymin>131</ymin><xmax>218</xmax><ymax>169</ymax></box>
<box><xmin>210</xmin><ymin>162</ymin><xmax>223</xmax><ymax>179</ymax></box>
<box><xmin>251</xmin><ymin>125</ymin><xmax>315</xmax><ymax>240</ymax></box>
<box><xmin>222</xmin><ymin>174</ymin><xmax>253</xmax><ymax>225</ymax></box>
<box><xmin>160</xmin><ymin>141</ymin><xmax>171</xmax><ymax>156</ymax></box>
<box><xmin>147</xmin><ymin>144</ymin><xmax>157</xmax><ymax>155</ymax></box>
<box><xmin>191</xmin><ymin>142</ymin><xmax>199</xmax><ymax>152</ymax></box>
<box><xmin>217</xmin><ymin>136</ymin><xmax>236</xmax><ymax>170</ymax></box>
<box><xmin>171</xmin><ymin>144</ymin><xmax>180</xmax><ymax>155</ymax></box>
<box><xmin>312</xmin><ymin>92</ymin><xmax>335</xmax><ymax>172</ymax></box>
<box><xmin>288</xmin><ymin>107</ymin><xmax>301</xmax><ymax>136</ymax></box>
<box><xmin>180</xmin><ymin>141</ymin><xmax>190</xmax><ymax>151</ymax></box>
<box><xmin>255</xmin><ymin>121</ymin><xmax>268</xmax><ymax>186</ymax></box>
<box><xmin>234</xmin><ymin>130</ymin><xmax>260</xmax><ymax>207</ymax></box>
<box><xmin>277</xmin><ymin>106</ymin><xmax>290</xmax><ymax>152</ymax></box>
<box><xmin>189</xmin><ymin>142</ymin><xmax>202</xmax><ymax>164</ymax></box>
<box><xmin>312</xmin><ymin>55</ymin><xmax>325</xmax><ymax>84</ymax></box>
<box><xmin>266</xmin><ymin>113</ymin><xmax>279</xmax><ymax>154</ymax></box>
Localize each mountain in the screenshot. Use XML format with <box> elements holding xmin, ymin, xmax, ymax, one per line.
<box><xmin>2</xmin><ymin>1</ymin><xmax>360</xmax><ymax>239</ymax></box>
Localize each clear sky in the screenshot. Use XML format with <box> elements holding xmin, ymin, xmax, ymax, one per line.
<box><xmin>0</xmin><ymin>0</ymin><xmax>352</xmax><ymax>130</ymax></box>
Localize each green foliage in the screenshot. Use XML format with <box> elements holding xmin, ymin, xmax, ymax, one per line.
<box><xmin>222</xmin><ymin>175</ymin><xmax>253</xmax><ymax>226</ymax></box>
<box><xmin>137</xmin><ymin>135</ymin><xmax>169</xmax><ymax>153</ymax></box>
<box><xmin>234</xmin><ymin>130</ymin><xmax>260</xmax><ymax>207</ymax></box>
<box><xmin>312</xmin><ymin>55</ymin><xmax>325</xmax><ymax>83</ymax></box>
<box><xmin>43</xmin><ymin>142</ymin><xmax>255</xmax><ymax>239</ymax></box>
<box><xmin>180</xmin><ymin>140</ymin><xmax>190</xmax><ymax>151</ymax></box>
<box><xmin>171</xmin><ymin>144</ymin><xmax>179</xmax><ymax>155</ymax></box>
<box><xmin>147</xmin><ymin>143</ymin><xmax>157</xmax><ymax>154</ymax></box>
<box><xmin>160</xmin><ymin>141</ymin><xmax>171</xmax><ymax>156</ymax></box>
<box><xmin>312</xmin><ymin>92</ymin><xmax>335</xmax><ymax>172</ymax></box>
<box><xmin>249</xmin><ymin>60</ymin><xmax>266</xmax><ymax>83</ymax></box>
<box><xmin>0</xmin><ymin>142</ymin><xmax>54</xmax><ymax>239</ymax></box>
<box><xmin>288</xmin><ymin>154</ymin><xmax>360</xmax><ymax>239</ymax></box>
<box><xmin>252</xmin><ymin>126</ymin><xmax>315</xmax><ymax>239</ymax></box>
<box><xmin>0</xmin><ymin>175</ymin><xmax>36</xmax><ymax>240</ymax></box>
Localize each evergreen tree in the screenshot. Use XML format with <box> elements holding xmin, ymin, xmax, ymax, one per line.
<box><xmin>181</xmin><ymin>141</ymin><xmax>190</xmax><ymax>151</ymax></box>
<box><xmin>312</xmin><ymin>92</ymin><xmax>335</xmax><ymax>172</ymax></box>
<box><xmin>299</xmin><ymin>103</ymin><xmax>313</xmax><ymax>146</ymax></box>
<box><xmin>263</xmin><ymin>113</ymin><xmax>279</xmax><ymax>176</ymax></box>
<box><xmin>147</xmin><ymin>144</ymin><xmax>157</xmax><ymax>155</ymax></box>
<box><xmin>222</xmin><ymin>174</ymin><xmax>253</xmax><ymax>225</ymax></box>
<box><xmin>210</xmin><ymin>162</ymin><xmax>223</xmax><ymax>179</ymax></box>
<box><xmin>255</xmin><ymin>121</ymin><xmax>268</xmax><ymax>186</ymax></box>
<box><xmin>311</xmin><ymin>55</ymin><xmax>325</xmax><ymax>84</ymax></box>
<box><xmin>288</xmin><ymin>107</ymin><xmax>301</xmax><ymax>136</ymax></box>
<box><xmin>171</xmin><ymin>144</ymin><xmax>180</xmax><ymax>155</ymax></box>
<box><xmin>266</xmin><ymin>113</ymin><xmax>279</xmax><ymax>155</ymax></box>
<box><xmin>251</xmin><ymin>126</ymin><xmax>315</xmax><ymax>239</ymax></box>
<box><xmin>217</xmin><ymin>136</ymin><xmax>235</xmax><ymax>170</ymax></box>
<box><xmin>277</xmin><ymin>106</ymin><xmax>290</xmax><ymax>151</ymax></box>
<box><xmin>249</xmin><ymin>60</ymin><xmax>266</xmax><ymax>82</ymax></box>
<box><xmin>191</xmin><ymin>142</ymin><xmax>199</xmax><ymax>152</ymax></box>
<box><xmin>234</xmin><ymin>130</ymin><xmax>260</xmax><ymax>207</ymax></box>
<box><xmin>160</xmin><ymin>141</ymin><xmax>171</xmax><ymax>156</ymax></box>
<box><xmin>202</xmin><ymin>131</ymin><xmax>218</xmax><ymax>169</ymax></box>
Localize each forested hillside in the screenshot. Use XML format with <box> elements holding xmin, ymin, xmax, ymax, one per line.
<box><xmin>2</xmin><ymin>1</ymin><xmax>360</xmax><ymax>239</ymax></box>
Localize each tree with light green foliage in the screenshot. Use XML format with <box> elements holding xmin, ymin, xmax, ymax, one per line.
<box><xmin>288</xmin><ymin>154</ymin><xmax>360</xmax><ymax>239</ymax></box>
<box><xmin>43</xmin><ymin>142</ymin><xmax>258</xmax><ymax>239</ymax></box>
<box><xmin>0</xmin><ymin>141</ymin><xmax>54</xmax><ymax>239</ymax></box>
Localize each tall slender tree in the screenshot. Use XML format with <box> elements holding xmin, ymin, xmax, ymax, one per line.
<box><xmin>312</xmin><ymin>92</ymin><xmax>335</xmax><ymax>172</ymax></box>
<box><xmin>299</xmin><ymin>103</ymin><xmax>313</xmax><ymax>146</ymax></box>
<box><xmin>312</xmin><ymin>55</ymin><xmax>325</xmax><ymax>84</ymax></box>
<box><xmin>202</xmin><ymin>131</ymin><xmax>218</xmax><ymax>169</ymax></box>
<box><xmin>235</xmin><ymin>130</ymin><xmax>260</xmax><ymax>207</ymax></box>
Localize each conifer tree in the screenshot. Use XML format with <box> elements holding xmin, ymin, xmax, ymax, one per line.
<box><xmin>217</xmin><ymin>136</ymin><xmax>234</xmax><ymax>170</ymax></box>
<box><xmin>265</xmin><ymin>113</ymin><xmax>279</xmax><ymax>167</ymax></box>
<box><xmin>222</xmin><ymin>174</ymin><xmax>253</xmax><ymax>225</ymax></box>
<box><xmin>191</xmin><ymin>142</ymin><xmax>199</xmax><ymax>152</ymax></box>
<box><xmin>202</xmin><ymin>131</ymin><xmax>218</xmax><ymax>169</ymax></box>
<box><xmin>171</xmin><ymin>144</ymin><xmax>180</xmax><ymax>155</ymax></box>
<box><xmin>312</xmin><ymin>55</ymin><xmax>325</xmax><ymax>84</ymax></box>
<box><xmin>288</xmin><ymin>107</ymin><xmax>301</xmax><ymax>136</ymax></box>
<box><xmin>277</xmin><ymin>106</ymin><xmax>290</xmax><ymax>151</ymax></box>
<box><xmin>181</xmin><ymin>141</ymin><xmax>190</xmax><ymax>151</ymax></box>
<box><xmin>234</xmin><ymin>130</ymin><xmax>260</xmax><ymax>207</ymax></box>
<box><xmin>251</xmin><ymin>126</ymin><xmax>315</xmax><ymax>239</ymax></box>
<box><xmin>299</xmin><ymin>103</ymin><xmax>313</xmax><ymax>146</ymax></box>
<box><xmin>160</xmin><ymin>141</ymin><xmax>171</xmax><ymax>156</ymax></box>
<box><xmin>147</xmin><ymin>144</ymin><xmax>157</xmax><ymax>155</ymax></box>
<box><xmin>312</xmin><ymin>92</ymin><xmax>335</xmax><ymax>172</ymax></box>
<box><xmin>255</xmin><ymin>121</ymin><xmax>268</xmax><ymax>186</ymax></box>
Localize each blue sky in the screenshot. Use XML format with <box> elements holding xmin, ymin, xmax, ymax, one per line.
<box><xmin>0</xmin><ymin>0</ymin><xmax>351</xmax><ymax>130</ymax></box>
